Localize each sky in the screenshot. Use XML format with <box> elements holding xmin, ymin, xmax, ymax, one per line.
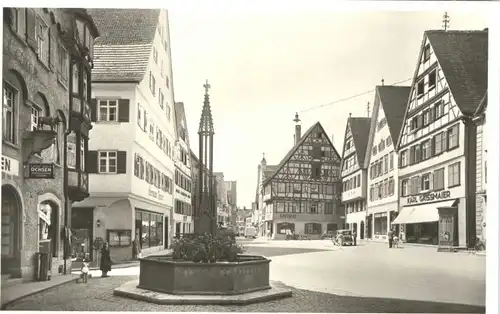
<box><xmin>167</xmin><ymin>4</ymin><xmax>489</xmax><ymax>209</ymax></box>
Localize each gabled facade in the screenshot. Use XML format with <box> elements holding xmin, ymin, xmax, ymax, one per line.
<box><xmin>254</xmin><ymin>154</ymin><xmax>278</xmax><ymax>237</ymax></box>
<box><xmin>73</xmin><ymin>9</ymin><xmax>177</xmax><ymax>261</ymax></box>
<box><xmin>2</xmin><ymin>7</ymin><xmax>98</xmax><ymax>281</ymax></box>
<box><xmin>394</xmin><ymin>30</ymin><xmax>488</xmax><ymax>249</ymax></box>
<box><xmin>260</xmin><ymin>115</ymin><xmax>343</xmax><ymax>239</ymax></box>
<box><xmin>173</xmin><ymin>102</ymin><xmax>193</xmax><ymax>236</ymax></box>
<box><xmin>341</xmin><ymin>116</ymin><xmax>371</xmax><ymax>239</ymax></box>
<box><xmin>365</xmin><ymin>86</ymin><xmax>410</xmax><ymax>242</ymax></box>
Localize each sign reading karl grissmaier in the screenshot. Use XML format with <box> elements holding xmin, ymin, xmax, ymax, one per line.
<box><xmin>28</xmin><ymin>163</ymin><xmax>54</xmax><ymax>179</ymax></box>
<box><xmin>406</xmin><ymin>190</ymin><xmax>451</xmax><ymax>205</ymax></box>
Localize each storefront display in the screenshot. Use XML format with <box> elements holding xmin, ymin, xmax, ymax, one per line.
<box><xmin>135</xmin><ymin>209</ymin><xmax>163</xmax><ymax>249</ymax></box>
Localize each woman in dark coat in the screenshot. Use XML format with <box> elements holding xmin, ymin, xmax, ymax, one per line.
<box><xmin>100</xmin><ymin>242</ymin><xmax>112</xmax><ymax>277</ymax></box>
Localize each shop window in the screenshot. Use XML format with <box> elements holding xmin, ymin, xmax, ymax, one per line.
<box><xmin>305</xmin><ymin>223</ymin><xmax>322</xmax><ymax>235</ymax></box>
<box><xmin>107</xmin><ymin>229</ymin><xmax>132</xmax><ymax>247</ymax></box>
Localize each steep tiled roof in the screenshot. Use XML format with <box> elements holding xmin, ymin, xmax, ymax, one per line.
<box><xmin>89</xmin><ymin>9</ymin><xmax>160</xmax><ymax>82</ymax></box>
<box><xmin>376</xmin><ymin>86</ymin><xmax>411</xmax><ymax>142</ymax></box>
<box><xmin>263</xmin><ymin>165</ymin><xmax>278</xmax><ymax>180</ymax></box>
<box><xmin>348</xmin><ymin>117</ymin><xmax>372</xmax><ymax>165</ymax></box>
<box><xmin>474</xmin><ymin>91</ymin><xmax>487</xmax><ymax>116</ymax></box>
<box><xmin>92</xmin><ymin>45</ymin><xmax>151</xmax><ymax>81</ymax></box>
<box><xmin>426</xmin><ymin>29</ymin><xmax>488</xmax><ymax>115</ymax></box>
<box><xmin>263</xmin><ymin>122</ymin><xmax>340</xmax><ymax>186</ymax></box>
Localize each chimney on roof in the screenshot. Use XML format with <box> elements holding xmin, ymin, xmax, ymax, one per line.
<box><xmin>293</xmin><ymin>112</ymin><xmax>301</xmax><ymax>145</ymax></box>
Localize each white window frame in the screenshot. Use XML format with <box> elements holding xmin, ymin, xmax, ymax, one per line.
<box><xmin>3</xmin><ymin>84</ymin><xmax>17</xmax><ymax>143</ymax></box>
<box><xmin>98</xmin><ymin>151</ymin><xmax>117</xmax><ymax>174</ymax></box>
<box><xmin>448</xmin><ymin>162</ymin><xmax>460</xmax><ymax>187</ymax></box>
<box><xmin>421</xmin><ymin>173</ymin><xmax>431</xmax><ymax>191</ymax></box>
<box><xmin>30</xmin><ymin>105</ymin><xmax>42</xmax><ymax>131</ymax></box>
<box><xmin>98</xmin><ymin>100</ymin><xmax>119</xmax><ymax>122</ymax></box>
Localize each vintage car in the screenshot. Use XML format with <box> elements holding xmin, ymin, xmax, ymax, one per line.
<box><xmin>334</xmin><ymin>229</ymin><xmax>355</xmax><ymax>246</ymax></box>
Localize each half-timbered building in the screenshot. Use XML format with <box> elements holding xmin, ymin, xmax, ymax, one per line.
<box><xmin>365</xmin><ymin>85</ymin><xmax>410</xmax><ymax>242</ymax></box>
<box><xmin>260</xmin><ymin>115</ymin><xmax>343</xmax><ymax>239</ymax></box>
<box><xmin>394</xmin><ymin>29</ymin><xmax>488</xmax><ymax>249</ymax></box>
<box><xmin>341</xmin><ymin>116</ymin><xmax>371</xmax><ymax>240</ymax></box>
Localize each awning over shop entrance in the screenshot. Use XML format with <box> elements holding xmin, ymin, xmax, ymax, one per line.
<box><xmin>392</xmin><ymin>200</ymin><xmax>456</xmax><ymax>225</ymax></box>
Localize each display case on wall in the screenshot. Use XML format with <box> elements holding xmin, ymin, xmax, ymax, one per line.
<box><xmin>437</xmin><ymin>207</ymin><xmax>458</xmax><ymax>251</ymax></box>
<box><xmin>107</xmin><ymin>229</ymin><xmax>132</xmax><ymax>247</ymax></box>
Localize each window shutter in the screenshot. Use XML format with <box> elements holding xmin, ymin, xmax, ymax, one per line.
<box><xmin>90</xmin><ymin>98</ymin><xmax>97</xmax><ymax>122</ymax></box>
<box><xmin>26</xmin><ymin>9</ymin><xmax>37</xmax><ymax>51</ymax></box>
<box><xmin>118</xmin><ymin>99</ymin><xmax>130</xmax><ymax>122</ymax></box>
<box><xmin>117</xmin><ymin>151</ymin><xmax>127</xmax><ymax>174</ymax></box>
<box><xmin>49</xmin><ymin>27</ymin><xmax>56</xmax><ymax>70</ymax></box>
<box><xmin>86</xmin><ymin>150</ymin><xmax>98</xmax><ymax>173</ymax></box>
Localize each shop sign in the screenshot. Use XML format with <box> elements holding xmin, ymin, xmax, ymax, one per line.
<box><xmin>27</xmin><ymin>163</ymin><xmax>54</xmax><ymax>179</ymax></box>
<box><xmin>406</xmin><ymin>190</ymin><xmax>451</xmax><ymax>205</ymax></box>
<box><xmin>280</xmin><ymin>214</ymin><xmax>296</xmax><ymax>219</ymax></box>
<box><xmin>148</xmin><ymin>186</ymin><xmax>164</xmax><ymax>200</ymax></box>
<box><xmin>1</xmin><ymin>155</ymin><xmax>19</xmax><ymax>176</ymax></box>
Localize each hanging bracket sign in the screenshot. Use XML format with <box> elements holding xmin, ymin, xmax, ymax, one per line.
<box><xmin>28</xmin><ymin>163</ymin><xmax>54</xmax><ymax>179</ymax></box>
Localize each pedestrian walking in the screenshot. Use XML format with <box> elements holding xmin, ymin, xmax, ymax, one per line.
<box><xmin>353</xmin><ymin>230</ymin><xmax>357</xmax><ymax>246</ymax></box>
<box><xmin>100</xmin><ymin>242</ymin><xmax>112</xmax><ymax>277</ymax></box>
<box><xmin>388</xmin><ymin>229</ymin><xmax>394</xmax><ymax>248</ymax></box>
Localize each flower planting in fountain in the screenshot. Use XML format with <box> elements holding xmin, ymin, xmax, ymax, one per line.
<box><xmin>171</xmin><ymin>230</ymin><xmax>245</xmax><ymax>263</ymax></box>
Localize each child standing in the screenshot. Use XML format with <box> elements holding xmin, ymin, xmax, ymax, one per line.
<box><xmin>80</xmin><ymin>260</ymin><xmax>90</xmax><ymax>283</ymax></box>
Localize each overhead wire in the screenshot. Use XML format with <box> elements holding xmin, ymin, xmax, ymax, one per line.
<box><xmin>299</xmin><ymin>77</ymin><xmax>413</xmax><ymax>113</ymax></box>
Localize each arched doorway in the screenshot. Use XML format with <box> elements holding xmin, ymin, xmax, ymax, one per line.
<box><xmin>38</xmin><ymin>201</ymin><xmax>59</xmax><ymax>258</ymax></box>
<box><xmin>360</xmin><ymin>221</ymin><xmax>365</xmax><ymax>239</ymax></box>
<box><xmin>1</xmin><ymin>185</ymin><xmax>21</xmax><ymax>277</ymax></box>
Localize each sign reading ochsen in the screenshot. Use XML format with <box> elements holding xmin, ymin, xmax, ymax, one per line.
<box><xmin>28</xmin><ymin>163</ymin><xmax>54</xmax><ymax>179</ymax></box>
<box><xmin>406</xmin><ymin>190</ymin><xmax>451</xmax><ymax>205</ymax></box>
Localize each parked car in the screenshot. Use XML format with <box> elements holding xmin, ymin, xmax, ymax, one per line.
<box><xmin>333</xmin><ymin>229</ymin><xmax>355</xmax><ymax>246</ymax></box>
<box><xmin>244</xmin><ymin>227</ymin><xmax>257</xmax><ymax>238</ymax></box>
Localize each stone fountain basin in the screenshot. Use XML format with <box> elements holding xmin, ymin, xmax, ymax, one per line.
<box><xmin>138</xmin><ymin>255</ymin><xmax>271</xmax><ymax>295</ymax></box>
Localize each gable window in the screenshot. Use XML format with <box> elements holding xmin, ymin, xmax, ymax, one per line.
<box><xmin>421</xmin><ymin>173</ymin><xmax>431</xmax><ymax>191</ymax></box>
<box><xmin>57</xmin><ymin>44</ymin><xmax>69</xmax><ymax>84</ymax></box>
<box><xmin>98</xmin><ymin>151</ymin><xmax>117</xmax><ymax>173</ymax></box>
<box><xmin>417</xmin><ymin>80</ymin><xmax>425</xmax><ymax>98</ymax></box>
<box><xmin>3</xmin><ymin>84</ymin><xmax>16</xmax><ymax>143</ymax></box>
<box><xmin>158</xmin><ymin>89</ymin><xmax>164</xmax><ymax>109</ymax></box>
<box><xmin>30</xmin><ymin>105</ymin><xmax>41</xmax><ymax>131</ymax></box>
<box><xmin>447</xmin><ymin>124</ymin><xmax>459</xmax><ymax>150</ymax></box>
<box><xmin>98</xmin><ymin>100</ymin><xmax>118</xmax><ymax>122</ymax></box>
<box><xmin>372</xmin><ymin>145</ymin><xmax>377</xmax><ymax>156</ymax></box>
<box><xmin>428</xmin><ymin>70</ymin><xmax>436</xmax><ymax>89</ymax></box>
<box><xmin>153</xmin><ymin>47</ymin><xmax>158</xmax><ymax>63</ymax></box>
<box><xmin>423</xmin><ymin>44</ymin><xmax>431</xmax><ymax>62</ymax></box>
<box><xmin>166</xmin><ymin>104</ymin><xmax>171</xmax><ymax>121</ymax></box>
<box><xmin>149</xmin><ymin>72</ymin><xmax>156</xmax><ymax>95</ymax></box>
<box><xmin>401</xmin><ymin>179</ymin><xmax>408</xmax><ymax>197</ymax></box>
<box><xmin>421</xmin><ymin>140</ymin><xmax>431</xmax><ymax>160</ymax></box>
<box><xmin>378</xmin><ymin>139</ymin><xmax>385</xmax><ymax>152</ymax></box>
<box><xmin>386</xmin><ymin>136</ymin><xmax>392</xmax><ymax>147</ymax></box>
<box><xmin>410</xmin><ymin>116</ymin><xmax>419</xmax><ymax>131</ymax></box>
<box><xmin>433</xmin><ymin>168</ymin><xmax>444</xmax><ymax>190</ymax></box>
<box><xmin>433</xmin><ymin>100</ymin><xmax>444</xmax><ymax>120</ymax></box>
<box><xmin>448</xmin><ymin>162</ymin><xmax>460</xmax><ymax>187</ymax></box>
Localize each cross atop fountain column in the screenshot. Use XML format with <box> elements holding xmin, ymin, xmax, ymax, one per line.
<box><xmin>194</xmin><ymin>80</ymin><xmax>216</xmax><ymax>236</ymax></box>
